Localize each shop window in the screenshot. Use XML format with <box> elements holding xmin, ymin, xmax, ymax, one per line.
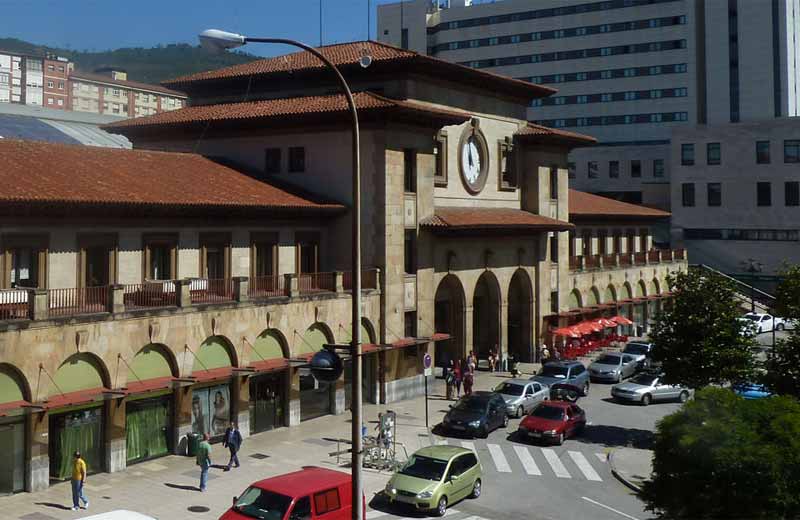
<box><xmin>404</xmin><ymin>149</ymin><xmax>417</xmax><ymax>193</ymax></box>
<box><xmin>757</xmin><ymin>182</ymin><xmax>772</xmax><ymax>206</ymax></box>
<box><xmin>756</xmin><ymin>141</ymin><xmax>770</xmax><ymax>164</ymax></box>
<box><xmin>785</xmin><ymin>182</ymin><xmax>799</xmax><ymax>206</ymax></box>
<box><xmin>143</xmin><ymin>234</ymin><xmax>177</xmax><ymax>281</ymax></box>
<box><xmin>707</xmin><ymin>183</ymin><xmax>722</xmax><ymax>207</ymax></box>
<box><xmin>434</xmin><ymin>132</ymin><xmax>447</xmax><ymax>186</ymax></box>
<box><xmin>295</xmin><ymin>232</ymin><xmax>320</xmax><ymax>274</ymax></box>
<box><xmin>2</xmin><ymin>234</ymin><xmax>48</xmax><ymax>289</ymax></box>
<box><xmin>404</xmin><ymin>230</ymin><xmax>417</xmax><ymax>275</ymax></box>
<box><xmin>200</xmin><ymin>233</ymin><xmax>231</xmax><ymax>280</ymax></box>
<box><xmin>289</xmin><ymin>146</ymin><xmax>305</xmax><ymax>173</ymax></box>
<box><xmin>264</xmin><ymin>148</ymin><xmax>281</xmax><ymax>174</ymax></box>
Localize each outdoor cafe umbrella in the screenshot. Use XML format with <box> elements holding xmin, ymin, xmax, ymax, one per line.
<box><xmin>611</xmin><ymin>315</ymin><xmax>634</xmax><ymax>326</ymax></box>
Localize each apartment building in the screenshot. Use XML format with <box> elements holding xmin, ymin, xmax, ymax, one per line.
<box><xmin>43</xmin><ymin>57</ymin><xmax>71</xmax><ymax>110</ymax></box>
<box><xmin>70</xmin><ymin>69</ymin><xmax>186</xmax><ymax>117</ymax></box>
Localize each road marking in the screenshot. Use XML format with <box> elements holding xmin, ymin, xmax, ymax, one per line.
<box><xmin>541</xmin><ymin>448</ymin><xmax>571</xmax><ymax>478</ymax></box>
<box><xmin>487</xmin><ymin>443</ymin><xmax>512</xmax><ymax>473</ymax></box>
<box><xmin>581</xmin><ymin>497</ymin><xmax>640</xmax><ymax>520</ymax></box>
<box><xmin>595</xmin><ymin>452</ymin><xmax>607</xmax><ymax>463</ymax></box>
<box><xmin>513</xmin><ymin>445</ymin><xmax>542</xmax><ymax>475</ymax></box>
<box><xmin>569</xmin><ymin>451</ymin><xmax>603</xmax><ymax>481</ymax></box>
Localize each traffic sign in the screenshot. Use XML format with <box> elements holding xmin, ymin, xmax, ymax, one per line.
<box><xmin>423</xmin><ymin>353</ymin><xmax>432</xmax><ymax>369</ymax></box>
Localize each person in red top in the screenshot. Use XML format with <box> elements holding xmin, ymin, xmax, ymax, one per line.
<box><xmin>454</xmin><ymin>360</ymin><xmax>463</xmax><ymax>398</ymax></box>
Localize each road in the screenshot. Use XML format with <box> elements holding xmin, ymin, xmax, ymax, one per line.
<box><xmin>367</xmin><ymin>376</ymin><xmax>681</xmax><ymax>520</ymax></box>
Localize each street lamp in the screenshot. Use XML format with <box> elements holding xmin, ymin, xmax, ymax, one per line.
<box><xmin>200</xmin><ymin>29</ymin><xmax>365</xmax><ymax>520</ymax></box>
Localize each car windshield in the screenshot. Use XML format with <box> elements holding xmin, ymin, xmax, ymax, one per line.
<box><xmin>495</xmin><ymin>383</ymin><xmax>525</xmax><ymax>396</ymax></box>
<box><xmin>540</xmin><ymin>366</ymin><xmax>569</xmax><ymax>378</ymax></box>
<box><xmin>454</xmin><ymin>397</ymin><xmax>489</xmax><ymax>412</ymax></box>
<box><xmin>623</xmin><ymin>344</ymin><xmax>649</xmax><ymax>355</ymax></box>
<box><xmin>233</xmin><ymin>487</ymin><xmax>292</xmax><ymax>520</ymax></box>
<box><xmin>597</xmin><ymin>355</ymin><xmax>621</xmax><ymax>365</ymax></box>
<box><xmin>400</xmin><ymin>455</ymin><xmax>448</xmax><ymax>481</ymax></box>
<box><xmin>531</xmin><ymin>405</ymin><xmax>565</xmax><ymax>420</ymax></box>
<box><xmin>631</xmin><ymin>375</ymin><xmax>657</xmax><ymax>386</ymax></box>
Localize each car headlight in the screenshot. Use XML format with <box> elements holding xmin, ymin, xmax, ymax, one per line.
<box><xmin>417</xmin><ymin>491</ymin><xmax>433</xmax><ymax>499</ymax></box>
<box><xmin>468</xmin><ymin>420</ymin><xmax>481</xmax><ymax>427</ymax></box>
<box><xmin>545</xmin><ymin>429</ymin><xmax>558</xmax><ymax>435</ymax></box>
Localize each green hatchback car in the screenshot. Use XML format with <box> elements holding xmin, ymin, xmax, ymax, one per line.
<box><xmin>384</xmin><ymin>445</ymin><xmax>483</xmax><ymax>517</ymax></box>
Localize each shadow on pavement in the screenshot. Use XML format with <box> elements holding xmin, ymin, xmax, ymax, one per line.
<box><xmin>575</xmin><ymin>424</ymin><xmax>654</xmax><ymax>449</ymax></box>
<box><xmin>35</xmin><ymin>502</ymin><xmax>72</xmax><ymax>510</ymax></box>
<box><xmin>368</xmin><ymin>492</ymin><xmax>430</xmax><ymax>518</ymax></box>
<box><xmin>164</xmin><ymin>483</ymin><xmax>200</xmax><ymax>492</ymax></box>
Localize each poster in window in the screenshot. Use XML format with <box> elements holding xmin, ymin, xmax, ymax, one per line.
<box><xmin>210</xmin><ymin>385</ymin><xmax>230</xmax><ymax>436</ymax></box>
<box><xmin>191</xmin><ymin>385</ymin><xmax>230</xmax><ymax>437</ymax></box>
<box><xmin>191</xmin><ymin>389</ymin><xmax>210</xmax><ymax>436</ymax></box>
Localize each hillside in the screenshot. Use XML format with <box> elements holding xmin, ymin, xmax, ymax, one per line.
<box><xmin>0</xmin><ymin>37</ymin><xmax>261</xmax><ymax>85</ymax></box>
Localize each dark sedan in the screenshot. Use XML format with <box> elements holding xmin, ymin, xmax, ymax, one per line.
<box><xmin>441</xmin><ymin>391</ymin><xmax>509</xmax><ymax>438</ymax></box>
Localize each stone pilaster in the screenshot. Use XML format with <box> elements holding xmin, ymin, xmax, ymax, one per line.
<box><xmin>174</xmin><ymin>386</ymin><xmax>193</xmax><ymax>455</ymax></box>
<box><xmin>29</xmin><ymin>288</ymin><xmax>48</xmax><ymax>321</ymax></box>
<box><xmin>175</xmin><ymin>279</ymin><xmax>192</xmax><ymax>308</ymax></box>
<box><xmin>287</xmin><ymin>368</ymin><xmax>301</xmax><ymax>427</ymax></box>
<box><xmin>284</xmin><ymin>274</ymin><xmax>298</xmax><ymax>298</ymax></box>
<box><xmin>233</xmin><ymin>276</ymin><xmax>249</xmax><ymax>303</ymax></box>
<box><xmin>105</xmin><ymin>398</ymin><xmax>126</xmax><ymax>473</ymax></box>
<box><xmin>108</xmin><ymin>284</ymin><xmax>125</xmax><ymax>314</ymax></box>
<box><xmin>27</xmin><ymin>412</ymin><xmax>49</xmax><ymax>492</ymax></box>
<box><xmin>233</xmin><ymin>375</ymin><xmax>250</xmax><ymax>439</ymax></box>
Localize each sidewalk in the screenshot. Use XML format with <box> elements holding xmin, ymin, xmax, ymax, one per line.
<box><xmin>0</xmin><ymin>371</ymin><xmax>514</xmax><ymax>520</ymax></box>
<box><xmin>608</xmin><ymin>447</ymin><xmax>653</xmax><ymax>492</ymax></box>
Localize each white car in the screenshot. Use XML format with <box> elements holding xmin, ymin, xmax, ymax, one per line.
<box><xmin>740</xmin><ymin>312</ymin><xmax>786</xmax><ymax>334</ymax></box>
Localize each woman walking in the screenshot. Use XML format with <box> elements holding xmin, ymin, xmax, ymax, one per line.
<box><xmin>463</xmin><ymin>369</ymin><xmax>474</xmax><ymax>396</ymax></box>
<box><xmin>454</xmin><ymin>360</ymin><xmax>463</xmax><ymax>399</ymax></box>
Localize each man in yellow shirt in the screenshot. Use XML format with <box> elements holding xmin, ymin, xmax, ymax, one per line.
<box><xmin>70</xmin><ymin>451</ymin><xmax>89</xmax><ymax>511</ymax></box>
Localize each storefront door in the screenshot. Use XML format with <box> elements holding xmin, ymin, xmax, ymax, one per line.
<box><xmin>0</xmin><ymin>417</ymin><xmax>24</xmax><ymax>494</ymax></box>
<box><xmin>126</xmin><ymin>394</ymin><xmax>172</xmax><ymax>464</ymax></box>
<box><xmin>249</xmin><ymin>373</ymin><xmax>285</xmax><ymax>435</ymax></box>
<box><xmin>299</xmin><ymin>368</ymin><xmax>332</xmax><ymax>421</ymax></box>
<box><xmin>49</xmin><ymin>405</ymin><xmax>104</xmax><ymax>480</ymax></box>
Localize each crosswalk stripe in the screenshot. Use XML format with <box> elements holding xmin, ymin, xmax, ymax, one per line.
<box><xmin>595</xmin><ymin>452</ymin><xmax>607</xmax><ymax>463</ymax></box>
<box><xmin>513</xmin><ymin>445</ymin><xmax>542</xmax><ymax>476</ymax></box>
<box><xmin>487</xmin><ymin>443</ymin><xmax>512</xmax><ymax>473</ymax></box>
<box><xmin>569</xmin><ymin>451</ymin><xmax>603</xmax><ymax>481</ymax></box>
<box><xmin>541</xmin><ymin>448</ymin><xmax>571</xmax><ymax>478</ymax></box>
<box><xmin>458</xmin><ymin>516</ymin><xmax>489</xmax><ymax>520</ymax></box>
<box><xmin>365</xmin><ymin>510</ymin><xmax>388</xmax><ymax>519</ymax></box>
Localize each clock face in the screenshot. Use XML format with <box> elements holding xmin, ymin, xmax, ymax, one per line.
<box><xmin>460</xmin><ymin>133</ymin><xmax>486</xmax><ymax>193</ymax></box>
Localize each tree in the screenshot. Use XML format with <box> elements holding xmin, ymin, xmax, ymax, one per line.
<box><xmin>649</xmin><ymin>269</ymin><xmax>756</xmax><ymax>389</ymax></box>
<box><xmin>763</xmin><ymin>266</ymin><xmax>800</xmax><ymax>398</ymax></box>
<box><xmin>640</xmin><ymin>387</ymin><xmax>800</xmax><ymax>519</ymax></box>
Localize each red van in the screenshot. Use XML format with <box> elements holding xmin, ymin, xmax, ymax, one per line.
<box><xmin>219</xmin><ymin>467</ymin><xmax>365</xmax><ymax>520</ymax></box>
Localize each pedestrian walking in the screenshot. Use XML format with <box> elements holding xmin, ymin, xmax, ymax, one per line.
<box><xmin>463</xmin><ymin>370</ymin><xmax>474</xmax><ymax>396</ymax></box>
<box><xmin>223</xmin><ymin>422</ymin><xmax>242</xmax><ymax>471</ymax></box>
<box><xmin>454</xmin><ymin>360</ymin><xmax>463</xmax><ymax>398</ymax></box>
<box><xmin>540</xmin><ymin>344</ymin><xmax>550</xmax><ymax>363</ymax></box>
<box><xmin>488</xmin><ymin>346</ymin><xmax>498</xmax><ymax>372</ymax></box>
<box><xmin>467</xmin><ymin>351</ymin><xmax>477</xmax><ymax>374</ymax></box>
<box><xmin>445</xmin><ymin>360</ymin><xmax>455</xmax><ymax>400</ymax></box>
<box><xmin>70</xmin><ymin>451</ymin><xmax>89</xmax><ymax>511</ymax></box>
<box><xmin>197</xmin><ymin>433</ymin><xmax>212</xmax><ymax>492</ymax></box>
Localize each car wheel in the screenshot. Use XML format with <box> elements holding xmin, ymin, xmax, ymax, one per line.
<box><xmin>470</xmin><ymin>479</ymin><xmax>481</xmax><ymax>499</ymax></box>
<box><xmin>435</xmin><ymin>496</ymin><xmax>448</xmax><ymax>517</ymax></box>
<box><xmin>516</xmin><ymin>406</ymin><xmax>524</xmax><ymax>419</ymax></box>
<box><xmin>582</xmin><ymin>382</ymin><xmax>590</xmax><ymax>396</ymax></box>
<box><xmin>556</xmin><ymin>432</ymin><xmax>564</xmax><ymax>446</ymax></box>
<box><xmin>502</xmin><ymin>414</ymin><xmax>509</xmax><ymax>428</ymax></box>
<box><xmin>777</xmin><ymin>323</ymin><xmax>785</xmax><ymax>331</ymax></box>
<box><xmin>641</xmin><ymin>394</ymin><xmax>652</xmax><ymax>406</ymax></box>
<box><xmin>678</xmin><ymin>391</ymin><xmax>689</xmax><ymax>403</ymax></box>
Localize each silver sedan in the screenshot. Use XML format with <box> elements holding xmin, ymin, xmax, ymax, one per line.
<box><xmin>495</xmin><ymin>379</ymin><xmax>549</xmax><ymax>418</ymax></box>
<box><xmin>589</xmin><ymin>353</ymin><xmax>639</xmax><ymax>383</ymax></box>
<box><xmin>611</xmin><ymin>373</ymin><xmax>691</xmax><ymax>405</ymax></box>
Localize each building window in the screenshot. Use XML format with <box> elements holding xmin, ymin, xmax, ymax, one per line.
<box><xmin>568</xmin><ymin>162</ymin><xmax>575</xmax><ymax>179</ymax></box>
<box><xmin>3</xmin><ymin>236</ymin><xmax>48</xmax><ymax>289</ymax></box>
<box><xmin>47</xmin><ymin>98</ymin><xmax>54</xmax><ymax>105</ymax></box>
<box><xmin>707</xmin><ymin>143</ymin><xmax>721</xmax><ymax>165</ymax></box>
<box><xmin>756</xmin><ymin>140</ymin><xmax>770</xmax><ymax>164</ymax></box>
<box><xmin>264</xmin><ymin>148</ymin><xmax>281</xmax><ymax>174</ymax></box>
<box><xmin>609</xmin><ymin>160</ymin><xmax>619</xmax><ymax>178</ymax></box>
<box><xmin>707</xmin><ymin>183</ymin><xmax>722</xmax><ymax>207</ymax></box>
<box><xmin>785</xmin><ymin>140</ymin><xmax>800</xmax><ymax>163</ymax></box>
<box><xmin>549</xmin><ymin>166</ymin><xmax>558</xmax><ymax>199</ymax></box>
<box><xmin>404</xmin><ymin>149</ymin><xmax>417</xmax><ymax>193</ymax></box>
<box><xmin>295</xmin><ymin>232</ymin><xmax>320</xmax><ymax>274</ymax></box>
<box><xmin>587</xmin><ymin>161</ymin><xmax>598</xmax><ymax>179</ymax></box>
<box><xmin>47</xmin><ymin>80</ymin><xmax>54</xmax><ymax>88</ymax></box>
<box><xmin>251</xmin><ymin>233</ymin><xmax>278</xmax><ymax>278</ymax></box>
<box><xmin>549</xmin><ymin>234</ymin><xmax>558</xmax><ymax>263</ymax></box>
<box><xmin>681</xmin><ymin>144</ymin><xmax>694</xmax><ymax>165</ymax></box>
<box><xmin>288</xmin><ymin>147</ymin><xmax>305</xmax><ymax>173</ymax></box>
<box><xmin>757</xmin><ymin>182</ymin><xmax>772</xmax><ymax>206</ymax></box>
<box><xmin>681</xmin><ymin>183</ymin><xmax>695</xmax><ymax>207</ymax></box>
<box><xmin>550</xmin><ymin>291</ymin><xmax>559</xmax><ymax>314</ymax></box>
<box><xmin>199</xmin><ymin>233</ymin><xmax>230</xmax><ymax>280</ymax></box>
<box><xmin>404</xmin><ymin>230</ymin><xmax>417</xmax><ymax>275</ymax></box>
<box><xmin>404</xmin><ymin>311</ymin><xmax>417</xmax><ymax>338</ymax></box>
<box><xmin>653</xmin><ymin>159</ymin><xmax>664</xmax><ymax>177</ymax></box>
<box><xmin>143</xmin><ymin>235</ymin><xmax>177</xmax><ymax>281</ymax></box>
<box><xmin>434</xmin><ymin>132</ymin><xmax>447</xmax><ymax>186</ymax></box>
<box><xmin>785</xmin><ymin>182</ymin><xmax>799</xmax><ymax>206</ymax></box>
<box><xmin>499</xmin><ymin>140</ymin><xmax>516</xmax><ymax>189</ymax></box>
<box><xmin>630</xmin><ymin>160</ymin><xmax>641</xmax><ymax>178</ymax></box>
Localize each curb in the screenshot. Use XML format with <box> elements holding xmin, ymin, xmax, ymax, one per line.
<box><xmin>608</xmin><ymin>449</ymin><xmax>644</xmax><ymax>493</ymax></box>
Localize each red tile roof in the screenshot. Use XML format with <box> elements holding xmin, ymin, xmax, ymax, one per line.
<box><xmin>569</xmin><ymin>189</ymin><xmax>670</xmax><ymax>220</ymax></box>
<box><xmin>103</xmin><ymin>91</ymin><xmax>469</xmax><ymax>133</ymax></box>
<box><xmin>71</xmin><ymin>71</ymin><xmax>186</xmax><ymax>97</ymax></box>
<box><xmin>421</xmin><ymin>207</ymin><xmax>572</xmax><ymax>234</ymax></box>
<box><xmin>163</xmin><ymin>40</ymin><xmax>555</xmax><ymax>99</ymax></box>
<box><xmin>515</xmin><ymin>123</ymin><xmax>597</xmax><ymax>146</ymax></box>
<box><xmin>0</xmin><ymin>139</ymin><xmax>344</xmax><ymax>216</ymax></box>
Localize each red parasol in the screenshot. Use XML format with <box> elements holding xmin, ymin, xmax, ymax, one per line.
<box><xmin>611</xmin><ymin>315</ymin><xmax>634</xmax><ymax>326</ymax></box>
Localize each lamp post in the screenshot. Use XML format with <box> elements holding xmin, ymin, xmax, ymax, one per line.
<box><xmin>199</xmin><ymin>30</ymin><xmax>365</xmax><ymax>520</ymax></box>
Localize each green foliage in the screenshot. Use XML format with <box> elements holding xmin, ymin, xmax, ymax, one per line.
<box><xmin>774</xmin><ymin>265</ymin><xmax>800</xmax><ymax>321</ymax></box>
<box><xmin>650</xmin><ymin>269</ymin><xmax>756</xmax><ymax>389</ymax></box>
<box><xmin>0</xmin><ymin>38</ymin><xmax>259</xmax><ymax>85</ymax></box>
<box><xmin>764</xmin><ymin>266</ymin><xmax>800</xmax><ymax>398</ymax></box>
<box><xmin>640</xmin><ymin>387</ymin><xmax>800</xmax><ymax>519</ymax></box>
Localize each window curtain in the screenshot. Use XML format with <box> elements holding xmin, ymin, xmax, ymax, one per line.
<box><xmin>126</xmin><ymin>400</ymin><xmax>169</xmax><ymax>463</ymax></box>
<box><xmin>53</xmin><ymin>411</ymin><xmax>102</xmax><ymax>480</ymax></box>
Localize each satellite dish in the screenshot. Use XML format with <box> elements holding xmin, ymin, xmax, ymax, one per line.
<box><xmin>359</xmin><ymin>48</ymin><xmax>373</xmax><ymax>69</ymax></box>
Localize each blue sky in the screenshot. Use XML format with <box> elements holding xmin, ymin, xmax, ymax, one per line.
<box><xmin>0</xmin><ymin>0</ymin><xmax>399</xmax><ymax>56</ymax></box>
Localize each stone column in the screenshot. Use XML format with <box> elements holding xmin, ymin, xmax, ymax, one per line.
<box><xmin>29</xmin><ymin>288</ymin><xmax>48</xmax><ymax>321</ymax></box>
<box><xmin>284</xmin><ymin>274</ymin><xmax>298</xmax><ymax>298</ymax></box>
<box><xmin>173</xmin><ymin>386</ymin><xmax>193</xmax><ymax>455</ymax></box>
<box><xmin>108</xmin><ymin>284</ymin><xmax>125</xmax><ymax>314</ymax></box>
<box><xmin>287</xmin><ymin>368</ymin><xmax>301</xmax><ymax>427</ymax></box>
<box><xmin>333</xmin><ymin>376</ymin><xmax>346</xmax><ymax>415</ymax></box>
<box><xmin>464</xmin><ymin>305</ymin><xmax>474</xmax><ymax>357</ymax></box>
<box><xmin>27</xmin><ymin>411</ymin><xmax>50</xmax><ymax>492</ymax></box>
<box><xmin>579</xmin><ymin>256</ymin><xmax>586</xmax><ymax>270</ymax></box>
<box><xmin>334</xmin><ymin>271</ymin><xmax>345</xmax><ymax>295</ymax></box>
<box><xmin>499</xmin><ymin>301</ymin><xmax>509</xmax><ymax>367</ymax></box>
<box><xmin>233</xmin><ymin>375</ymin><xmax>250</xmax><ymax>439</ymax></box>
<box><xmin>233</xmin><ymin>276</ymin><xmax>249</xmax><ymax>303</ymax></box>
<box><xmin>105</xmin><ymin>398</ymin><xmax>126</xmax><ymax>473</ymax></box>
<box><xmin>175</xmin><ymin>279</ymin><xmax>192</xmax><ymax>308</ymax></box>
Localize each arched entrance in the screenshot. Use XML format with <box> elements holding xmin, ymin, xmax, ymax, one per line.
<box><xmin>250</xmin><ymin>330</ymin><xmax>288</xmax><ymax>434</ymax></box>
<box><xmin>299</xmin><ymin>323</ymin><xmax>334</xmax><ymax>421</ymax></box>
<box><xmin>568</xmin><ymin>289</ymin><xmax>583</xmax><ymax>310</ymax></box>
<box><xmin>126</xmin><ymin>344</ymin><xmax>175</xmax><ymax>465</ymax></box>
<box><xmin>0</xmin><ymin>364</ymin><xmax>28</xmax><ymax>494</ymax></box>
<box><xmin>587</xmin><ymin>287</ymin><xmax>601</xmax><ymax>307</ymax></box>
<box><xmin>508</xmin><ymin>269</ymin><xmax>533</xmax><ymax>362</ymax></box>
<box><xmin>434</xmin><ymin>275</ymin><xmax>466</xmax><ymax>367</ymax></box>
<box><xmin>191</xmin><ymin>336</ymin><xmax>236</xmax><ymax>439</ymax></box>
<box><xmin>472</xmin><ymin>271</ymin><xmax>501</xmax><ymax>361</ymax></box>
<box><xmin>605</xmin><ymin>284</ymin><xmax>617</xmax><ymax>304</ymax></box>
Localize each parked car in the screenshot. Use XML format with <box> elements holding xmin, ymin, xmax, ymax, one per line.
<box><xmin>733</xmin><ymin>382</ymin><xmax>772</xmax><ymax>399</ymax></box>
<box><xmin>588</xmin><ymin>353</ymin><xmax>639</xmax><ymax>383</ymax></box>
<box><xmin>740</xmin><ymin>312</ymin><xmax>785</xmax><ymax>334</ymax></box>
<box><xmin>611</xmin><ymin>373</ymin><xmax>691</xmax><ymax>405</ymax></box>
<box><xmin>494</xmin><ymin>379</ymin><xmax>549</xmax><ymax>418</ymax></box>
<box><xmin>621</xmin><ymin>341</ymin><xmax>654</xmax><ymax>370</ymax></box>
<box><xmin>441</xmin><ymin>391</ymin><xmax>509</xmax><ymax>438</ymax></box>
<box><xmin>384</xmin><ymin>445</ymin><xmax>482</xmax><ymax>517</ymax></box>
<box><xmin>220</xmin><ymin>467</ymin><xmax>363</xmax><ymax>520</ymax></box>
<box><xmin>517</xmin><ymin>401</ymin><xmax>586</xmax><ymax>445</ymax></box>
<box><xmin>530</xmin><ymin>360</ymin><xmax>590</xmax><ymax>396</ymax></box>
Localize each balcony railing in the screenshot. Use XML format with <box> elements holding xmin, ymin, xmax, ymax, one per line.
<box><xmin>0</xmin><ymin>289</ymin><xmax>29</xmax><ymax>320</ymax></box>
<box><xmin>249</xmin><ymin>275</ymin><xmax>284</xmax><ymax>299</ymax></box>
<box><xmin>634</xmin><ymin>252</ymin><xmax>648</xmax><ymax>265</ymax></box>
<box><xmin>648</xmin><ymin>250</ymin><xmax>661</xmax><ymax>263</ymax></box>
<box><xmin>342</xmin><ymin>268</ymin><xmax>379</xmax><ymax>291</ymax></box>
<box><xmin>569</xmin><ymin>249</ymin><xmax>687</xmax><ymax>271</ymax></box>
<box><xmin>48</xmin><ymin>286</ymin><xmax>108</xmax><ymax>318</ymax></box>
<box><xmin>123</xmin><ymin>281</ymin><xmax>177</xmax><ymax>310</ymax></box>
<box><xmin>674</xmin><ymin>248</ymin><xmax>686</xmax><ymax>260</ymax></box>
<box><xmin>569</xmin><ymin>256</ymin><xmax>581</xmax><ymax>270</ymax></box>
<box><xmin>298</xmin><ymin>272</ymin><xmax>336</xmax><ymax>294</ymax></box>
<box><xmin>584</xmin><ymin>255</ymin><xmax>600</xmax><ymax>269</ymax></box>
<box><xmin>190</xmin><ymin>278</ymin><xmax>234</xmax><ymax>304</ymax></box>
<box><xmin>602</xmin><ymin>254</ymin><xmax>617</xmax><ymax>267</ymax></box>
